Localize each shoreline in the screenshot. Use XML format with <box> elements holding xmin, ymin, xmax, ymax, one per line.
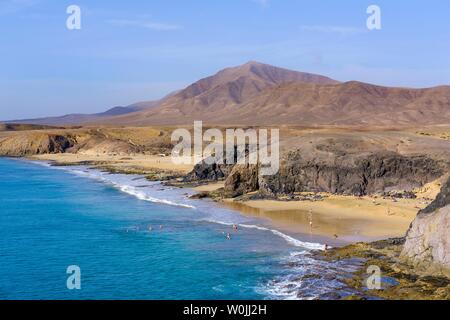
<box><xmin>221</xmin><ymin>195</ymin><xmax>424</xmax><ymax>244</ymax></box>
<box><xmin>197</xmin><ymin>181</ymin><xmax>443</xmax><ymax>246</ymax></box>
<box><xmin>22</xmin><ymin>153</ymin><xmax>443</xmax><ymax>247</ymax></box>
<box><xmin>11</xmin><ymin>157</ymin><xmax>328</xmax><ymax>247</ymax></box>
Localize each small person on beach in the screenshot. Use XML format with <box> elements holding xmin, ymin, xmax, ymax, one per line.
<box><xmin>308</xmin><ymin>209</ymin><xmax>313</xmax><ymax>229</ymax></box>
<box><xmin>232</xmin><ymin>224</ymin><xmax>238</xmax><ymax>231</ymax></box>
<box><xmin>324</xmin><ymin>244</ymin><xmax>329</xmax><ymax>251</ymax></box>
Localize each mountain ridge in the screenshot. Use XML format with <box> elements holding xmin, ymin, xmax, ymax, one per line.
<box><xmin>5</xmin><ymin>61</ymin><xmax>450</xmax><ymax>126</ymax></box>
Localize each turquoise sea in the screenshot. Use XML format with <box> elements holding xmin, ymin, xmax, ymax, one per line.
<box><xmin>0</xmin><ymin>158</ymin><xmax>358</xmax><ymax>300</ymax></box>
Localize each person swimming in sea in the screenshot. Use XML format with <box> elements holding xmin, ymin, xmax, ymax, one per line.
<box><xmin>232</xmin><ymin>224</ymin><xmax>238</xmax><ymax>231</ymax></box>
<box><xmin>226</xmin><ymin>233</ymin><xmax>231</xmax><ymax>240</ymax></box>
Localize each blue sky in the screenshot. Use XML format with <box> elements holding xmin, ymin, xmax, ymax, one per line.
<box><xmin>1</xmin><ymin>0</ymin><xmax>449</xmax><ymax>120</ymax></box>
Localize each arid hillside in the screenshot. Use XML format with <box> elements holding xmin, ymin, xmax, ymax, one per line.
<box><xmin>96</xmin><ymin>62</ymin><xmax>450</xmax><ymax>126</ymax></box>
<box><xmin>6</xmin><ymin>61</ymin><xmax>450</xmax><ymax>127</ymax></box>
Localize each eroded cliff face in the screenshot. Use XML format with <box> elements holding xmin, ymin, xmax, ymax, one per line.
<box><xmin>401</xmin><ymin>178</ymin><xmax>450</xmax><ymax>277</ymax></box>
<box><xmin>0</xmin><ymin>128</ymin><xmax>174</xmax><ymax>157</ymax></box>
<box><xmin>222</xmin><ymin>151</ymin><xmax>445</xmax><ymax>197</ymax></box>
<box><xmin>0</xmin><ymin>133</ymin><xmax>76</xmax><ymax>156</ymax></box>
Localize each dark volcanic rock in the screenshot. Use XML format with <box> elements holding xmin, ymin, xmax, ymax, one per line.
<box><xmin>183</xmin><ymin>160</ymin><xmax>233</xmax><ymax>182</ymax></box>
<box><xmin>419</xmin><ymin>177</ymin><xmax>450</xmax><ymax>214</ymax></box>
<box><xmin>224</xmin><ymin>150</ymin><xmax>444</xmax><ymax>197</ymax></box>
<box><xmin>223</xmin><ymin>164</ymin><xmax>259</xmax><ymax>198</ymax></box>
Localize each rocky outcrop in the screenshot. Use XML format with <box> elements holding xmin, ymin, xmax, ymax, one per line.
<box><xmin>183</xmin><ymin>148</ymin><xmax>243</xmax><ymax>182</ymax></box>
<box><xmin>0</xmin><ymin>133</ymin><xmax>76</xmax><ymax>156</ymax></box>
<box><xmin>401</xmin><ymin>178</ymin><xmax>450</xmax><ymax>277</ymax></box>
<box><xmin>223</xmin><ymin>150</ymin><xmax>444</xmax><ymax>197</ymax></box>
<box><xmin>223</xmin><ymin>164</ymin><xmax>259</xmax><ymax>197</ymax></box>
<box><xmin>183</xmin><ymin>160</ymin><xmax>233</xmax><ymax>182</ymax></box>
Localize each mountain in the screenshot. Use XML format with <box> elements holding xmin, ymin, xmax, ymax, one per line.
<box><xmin>97</xmin><ymin>61</ymin><xmax>339</xmax><ymax>125</ymax></box>
<box><xmin>3</xmin><ymin>87</ymin><xmax>186</xmax><ymax>126</ymax></box>
<box><xmin>3</xmin><ymin>102</ymin><xmax>158</xmax><ymax>126</ymax></box>
<box><xmin>215</xmin><ymin>81</ymin><xmax>450</xmax><ymax>126</ymax></box>
<box><xmin>98</xmin><ymin>61</ymin><xmax>450</xmax><ymax>126</ymax></box>
<box><xmin>6</xmin><ymin>61</ymin><xmax>450</xmax><ymax>126</ymax></box>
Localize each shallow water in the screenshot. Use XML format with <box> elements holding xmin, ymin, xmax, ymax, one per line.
<box><xmin>0</xmin><ymin>158</ymin><xmax>357</xmax><ymax>300</ymax></box>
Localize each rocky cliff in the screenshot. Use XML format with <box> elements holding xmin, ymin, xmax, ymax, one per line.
<box><xmin>401</xmin><ymin>177</ymin><xmax>450</xmax><ymax>277</ymax></box>
<box><xmin>221</xmin><ymin>150</ymin><xmax>445</xmax><ymax>197</ymax></box>
<box><xmin>0</xmin><ymin>133</ymin><xmax>76</xmax><ymax>156</ymax></box>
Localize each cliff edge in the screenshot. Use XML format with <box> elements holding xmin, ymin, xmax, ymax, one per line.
<box><xmin>401</xmin><ymin>177</ymin><xmax>450</xmax><ymax>277</ymax></box>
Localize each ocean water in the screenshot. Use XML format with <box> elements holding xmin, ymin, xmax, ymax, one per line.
<box><xmin>0</xmin><ymin>158</ymin><xmax>359</xmax><ymax>300</ymax></box>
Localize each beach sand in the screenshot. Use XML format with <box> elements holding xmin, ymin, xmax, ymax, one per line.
<box><xmin>193</xmin><ymin>182</ymin><xmax>225</xmax><ymax>192</ymax></box>
<box><xmin>30</xmin><ymin>153</ymin><xmax>194</xmax><ymax>175</ymax></box>
<box><xmin>212</xmin><ymin>178</ymin><xmax>444</xmax><ymax>245</ymax></box>
<box><xmin>222</xmin><ymin>196</ymin><xmax>422</xmax><ymax>244</ymax></box>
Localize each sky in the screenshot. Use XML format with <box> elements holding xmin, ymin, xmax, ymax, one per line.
<box><xmin>1</xmin><ymin>0</ymin><xmax>449</xmax><ymax>120</ymax></box>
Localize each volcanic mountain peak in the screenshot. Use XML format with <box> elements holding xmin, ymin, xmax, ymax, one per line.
<box><xmin>215</xmin><ymin>60</ymin><xmax>339</xmax><ymax>85</ymax></box>
<box><xmin>176</xmin><ymin>61</ymin><xmax>339</xmax><ymax>101</ymax></box>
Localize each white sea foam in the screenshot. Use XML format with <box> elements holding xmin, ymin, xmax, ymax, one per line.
<box><xmin>259</xmin><ymin>250</ymin><xmax>363</xmax><ymax>300</ymax></box>
<box><xmin>117</xmin><ymin>184</ymin><xmax>195</xmax><ymax>209</ymax></box>
<box><xmin>204</xmin><ymin>219</ymin><xmax>325</xmax><ymax>250</ymax></box>
<box><xmin>57</xmin><ymin>166</ymin><xmax>197</xmax><ymax>209</ymax></box>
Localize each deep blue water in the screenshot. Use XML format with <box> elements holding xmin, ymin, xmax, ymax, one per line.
<box><xmin>0</xmin><ymin>158</ymin><xmax>330</xmax><ymax>300</ymax></box>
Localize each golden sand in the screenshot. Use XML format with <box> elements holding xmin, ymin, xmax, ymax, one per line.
<box><xmin>30</xmin><ymin>153</ymin><xmax>194</xmax><ymax>174</ymax></box>
<box><xmin>193</xmin><ymin>182</ymin><xmax>225</xmax><ymax>192</ymax></box>
<box><xmin>222</xmin><ymin>196</ymin><xmax>422</xmax><ymax>243</ymax></box>
<box><xmin>221</xmin><ymin>179</ymin><xmax>445</xmax><ymax>244</ymax></box>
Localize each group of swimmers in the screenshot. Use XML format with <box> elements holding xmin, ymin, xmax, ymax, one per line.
<box><xmin>148</xmin><ymin>225</ymin><xmax>163</xmax><ymax>231</ymax></box>
<box><xmin>223</xmin><ymin>224</ymin><xmax>239</xmax><ymax>240</ymax></box>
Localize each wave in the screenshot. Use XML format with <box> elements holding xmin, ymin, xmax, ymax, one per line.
<box><xmin>259</xmin><ymin>250</ymin><xmax>363</xmax><ymax>300</ymax></box>
<box><xmin>204</xmin><ymin>219</ymin><xmax>325</xmax><ymax>251</ymax></box>
<box><xmin>57</xmin><ymin>166</ymin><xmax>197</xmax><ymax>209</ymax></box>
<box><xmin>117</xmin><ymin>185</ymin><xmax>196</xmax><ymax>209</ymax></box>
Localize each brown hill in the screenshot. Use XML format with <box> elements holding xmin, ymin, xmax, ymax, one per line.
<box><xmin>98</xmin><ymin>62</ymin><xmax>450</xmax><ymax>126</ymax></box>
<box><xmin>99</xmin><ymin>61</ymin><xmax>340</xmax><ymax>125</ymax></box>
<box><xmin>216</xmin><ymin>81</ymin><xmax>450</xmax><ymax>126</ymax></box>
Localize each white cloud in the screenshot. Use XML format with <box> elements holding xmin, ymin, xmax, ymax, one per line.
<box><xmin>300</xmin><ymin>25</ymin><xmax>366</xmax><ymax>36</ymax></box>
<box><xmin>107</xmin><ymin>19</ymin><xmax>181</xmax><ymax>31</ymax></box>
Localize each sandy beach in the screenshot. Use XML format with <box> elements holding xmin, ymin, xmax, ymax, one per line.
<box><xmin>222</xmin><ymin>196</ymin><xmax>422</xmax><ymax>244</ymax></box>
<box><xmin>28</xmin><ymin>153</ymin><xmax>444</xmax><ymax>246</ymax></box>
<box><xmin>30</xmin><ymin>153</ymin><xmax>194</xmax><ymax>175</ymax></box>
<box><xmin>209</xmin><ymin>179</ymin><xmax>444</xmax><ymax>244</ymax></box>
